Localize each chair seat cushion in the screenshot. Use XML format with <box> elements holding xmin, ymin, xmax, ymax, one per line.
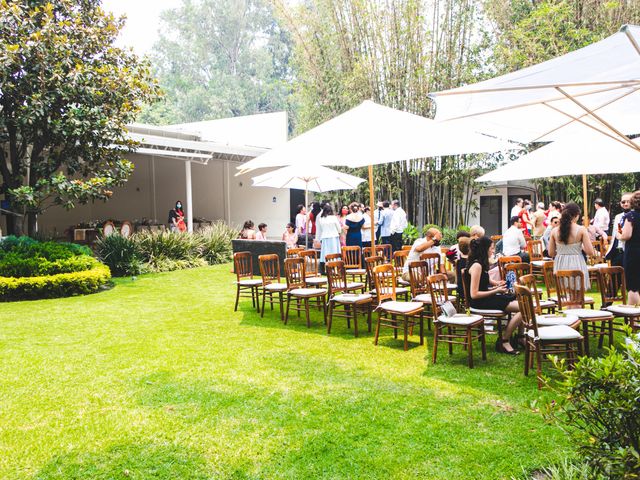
<box><xmin>528</xmin><ymin>325</ymin><xmax>583</xmax><ymax>341</ymax></box>
<box><xmin>470</xmin><ymin>307</ymin><xmax>505</xmax><ymax>316</ymax></box>
<box><xmin>374</xmin><ymin>287</ymin><xmax>409</xmax><ymax>295</ymax></box>
<box><xmin>536</xmin><ymin>313</ymin><xmax>579</xmax><ymax>326</ymax></box>
<box><xmin>587</xmin><ymin>263</ymin><xmax>609</xmax><ymax>272</ymax></box>
<box><xmin>437</xmin><ymin>314</ymin><xmax>483</xmax><ymax>326</ymax></box>
<box><xmin>380</xmin><ymin>301</ymin><xmax>424</xmax><ymax>314</ymax></box>
<box><xmin>347</xmin><ymin>282</ymin><xmax>365</xmax><ymax>290</ymax></box>
<box><xmin>264</xmin><ymin>283</ymin><xmax>287</xmax><ymax>291</ymax></box>
<box><xmin>346</xmin><ymin>268</ymin><xmax>367</xmax><ymax>275</ymax></box>
<box><xmin>413</xmin><ymin>293</ymin><xmax>433</xmax><ymax>303</ymax></box>
<box><xmin>539</xmin><ymin>299</ymin><xmax>556</xmax><ymax>308</ymax></box>
<box><xmin>238</xmin><ymin>279</ymin><xmax>262</xmax><ymax>286</ymax></box>
<box><xmin>531</xmin><ymin>260</ymin><xmax>546</xmax><ymax>267</ymax></box>
<box><xmin>550</xmin><ymin>296</ymin><xmax>594</xmax><ymax>304</ymax></box>
<box><xmin>290</xmin><ymin>288</ymin><xmax>327</xmax><ymax>297</ymax></box>
<box><xmin>606</xmin><ymin>305</ymin><xmax>640</xmax><ymax>316</ymax></box>
<box><xmin>564</xmin><ymin>308</ymin><xmax>613</xmax><ymax>319</ymax></box>
<box><xmin>305</xmin><ymin>276</ymin><xmax>328</xmax><ymax>285</ymax></box>
<box><xmin>333</xmin><ymin>293</ymin><xmax>373</xmax><ymax>303</ymax></box>
<box><xmin>398</xmin><ymin>278</ymin><xmax>411</xmax><ymax>286</ymax></box>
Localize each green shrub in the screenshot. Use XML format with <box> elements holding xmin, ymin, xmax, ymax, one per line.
<box><xmin>0</xmin><ymin>263</ymin><xmax>111</xmax><ymax>301</ymax></box>
<box><xmin>514</xmin><ymin>459</ymin><xmax>604</xmax><ymax>480</ymax></box>
<box><xmin>0</xmin><ymin>253</ymin><xmax>100</xmax><ymax>277</ymax></box>
<box><xmin>0</xmin><ymin>236</ymin><xmax>92</xmax><ymax>261</ymax></box>
<box><xmin>145</xmin><ymin>257</ymin><xmax>208</xmax><ymax>273</ymax></box>
<box><xmin>402</xmin><ymin>223</ymin><xmax>420</xmax><ymax>245</ymax></box>
<box><xmin>95</xmin><ymin>234</ymin><xmax>143</xmax><ymax>277</ymax></box>
<box><xmin>547</xmin><ymin>334</ymin><xmax>640</xmax><ymax>479</ymax></box>
<box><xmin>199</xmin><ymin>222</ymin><xmax>237</xmax><ymax>265</ymax></box>
<box><xmin>134</xmin><ymin>230</ymin><xmax>204</xmax><ymax>263</ymax></box>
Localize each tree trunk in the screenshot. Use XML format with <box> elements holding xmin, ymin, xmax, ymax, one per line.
<box><xmin>5</xmin><ymin>214</ymin><xmax>22</xmax><ymax>236</ymax></box>
<box><xmin>27</xmin><ymin>211</ymin><xmax>37</xmax><ymax>237</ymax></box>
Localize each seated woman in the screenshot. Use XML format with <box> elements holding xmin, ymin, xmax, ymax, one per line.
<box><xmin>282</xmin><ymin>223</ymin><xmax>298</xmax><ymax>249</ymax></box>
<box><xmin>239</xmin><ymin>220</ymin><xmax>256</xmax><ymax>240</ymax></box>
<box><xmin>464</xmin><ymin>236</ymin><xmax>523</xmax><ymax>355</ymax></box>
<box><xmin>255</xmin><ymin>223</ymin><xmax>267</xmax><ymax>240</ymax></box>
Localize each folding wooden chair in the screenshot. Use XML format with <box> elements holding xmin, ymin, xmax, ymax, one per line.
<box><xmin>283</xmin><ymin>257</ymin><xmax>327</xmax><ymax>328</ymax></box>
<box><xmin>341</xmin><ymin>246</ymin><xmax>366</xmax><ymax>282</ymax></box>
<box><xmin>258</xmin><ymin>254</ymin><xmax>287</xmax><ymax>320</ymax></box>
<box><xmin>598</xmin><ymin>266</ymin><xmax>640</xmax><ymax>334</ymax></box>
<box><xmin>233</xmin><ymin>252</ymin><xmax>262</xmax><ymax>312</ymax></box>
<box><xmin>326</xmin><ymin>260</ymin><xmax>373</xmax><ymax>337</ymax></box>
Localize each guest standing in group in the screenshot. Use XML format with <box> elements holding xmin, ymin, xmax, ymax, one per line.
<box><xmin>361</xmin><ymin>206</ymin><xmax>376</xmax><ymax>249</ymax></box>
<box><xmin>374</xmin><ymin>202</ymin><xmax>384</xmax><ymax>240</ymax></box>
<box><xmin>545</xmin><ymin>201</ymin><xmax>562</xmax><ymax>226</ymax></box>
<box><xmin>316</xmin><ymin>204</ymin><xmax>342</xmax><ymax>270</ymax></box>
<box><xmin>255</xmin><ymin>223</ymin><xmax>267</xmax><ymax>240</ymax></box>
<box><xmin>308</xmin><ymin>202</ymin><xmax>322</xmax><ymax>242</ymax></box>
<box><xmin>510</xmin><ymin>198</ymin><xmax>523</xmax><ymax>219</ymax></box>
<box><xmin>518</xmin><ymin>199</ymin><xmax>533</xmax><ymax>237</ymax></box>
<box><xmin>389</xmin><ymin>199</ymin><xmax>408</xmax><ymax>252</ymax></box>
<box><xmin>532</xmin><ymin>202</ymin><xmax>547</xmax><ymax>237</ymax></box>
<box><xmin>295</xmin><ymin>204</ymin><xmax>308</xmax><ymax>246</ymax></box>
<box><xmin>338</xmin><ymin>205</ymin><xmax>349</xmax><ymax>247</ymax></box>
<box><xmin>239</xmin><ymin>220</ymin><xmax>256</xmax><ymax>240</ymax></box>
<box><xmin>592</xmin><ymin>198</ymin><xmax>610</xmax><ymax>234</ymax></box>
<box><xmin>169</xmin><ymin>201</ymin><xmax>187</xmax><ymax>232</ymax></box>
<box><xmin>465</xmin><ymin>236</ymin><xmax>523</xmax><ymax>355</ymax></box>
<box><xmin>548</xmin><ymin>202</ymin><xmax>594</xmax><ymax>290</ymax></box>
<box><xmin>282</xmin><ymin>223</ymin><xmax>298</xmax><ymax>249</ymax></box>
<box><xmin>345</xmin><ymin>202</ymin><xmax>365</xmax><ymax>248</ymax></box>
<box><xmin>379</xmin><ymin>201</ymin><xmax>393</xmax><ymax>246</ymax></box>
<box><xmin>619</xmin><ymin>191</ymin><xmax>640</xmax><ymax>305</ymax></box>
<box><xmin>542</xmin><ymin>216</ymin><xmax>560</xmax><ymax>253</ymax></box>
<box><xmin>606</xmin><ymin>192</ymin><xmax>633</xmax><ymax>267</ymax></box>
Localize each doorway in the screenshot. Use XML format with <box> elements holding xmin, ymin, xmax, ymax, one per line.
<box><xmin>289</xmin><ymin>189</ymin><xmax>305</xmax><ymax>224</ymax></box>
<box><xmin>480</xmin><ymin>196</ymin><xmax>502</xmax><ymax>237</ymax></box>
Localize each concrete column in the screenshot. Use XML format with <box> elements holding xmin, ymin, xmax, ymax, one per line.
<box><xmin>185</xmin><ymin>160</ymin><xmax>193</xmax><ymax>233</ymax></box>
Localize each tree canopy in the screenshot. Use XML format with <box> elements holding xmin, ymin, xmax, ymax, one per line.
<box><xmin>0</xmin><ymin>0</ymin><xmax>160</xmax><ymax>235</ymax></box>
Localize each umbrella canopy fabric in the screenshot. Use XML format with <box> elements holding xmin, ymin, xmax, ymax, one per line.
<box><xmin>476</xmin><ymin>134</ymin><xmax>640</xmax><ymax>183</ymax></box>
<box><xmin>238</xmin><ymin>100</ymin><xmax>509</xmax><ymax>173</ymax></box>
<box><xmin>430</xmin><ymin>25</ymin><xmax>640</xmax><ymax>145</ymax></box>
<box><xmin>251</xmin><ymin>164</ymin><xmax>365</xmax><ymax>192</ymax></box>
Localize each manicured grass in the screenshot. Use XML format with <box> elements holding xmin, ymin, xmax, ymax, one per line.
<box><xmin>0</xmin><ymin>264</ymin><xmax>595</xmax><ymax>479</ymax></box>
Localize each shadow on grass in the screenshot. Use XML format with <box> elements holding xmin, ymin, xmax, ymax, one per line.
<box><xmin>33</xmin><ymin>443</ymin><xmax>211</xmax><ymax>480</ymax></box>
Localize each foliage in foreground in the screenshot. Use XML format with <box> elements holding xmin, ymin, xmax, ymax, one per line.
<box><xmin>95</xmin><ymin>222</ymin><xmax>238</xmax><ymax>276</ymax></box>
<box><xmin>547</xmin><ymin>333</ymin><xmax>640</xmax><ymax>479</ymax></box>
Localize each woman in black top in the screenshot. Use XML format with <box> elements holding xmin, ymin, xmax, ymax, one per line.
<box><xmin>465</xmin><ymin>236</ymin><xmax>523</xmax><ymax>354</ymax></box>
<box><xmin>620</xmin><ymin>190</ymin><xmax>640</xmax><ymax>305</ymax></box>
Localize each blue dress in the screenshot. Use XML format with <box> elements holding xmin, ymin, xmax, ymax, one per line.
<box><xmin>623</xmin><ymin>211</ymin><xmax>640</xmax><ymax>291</ymax></box>
<box><xmin>345</xmin><ymin>218</ymin><xmax>365</xmax><ymax>248</ymax></box>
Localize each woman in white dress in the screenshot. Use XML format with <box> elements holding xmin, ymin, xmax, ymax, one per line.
<box><xmin>316</xmin><ymin>204</ymin><xmax>342</xmax><ymax>267</ymax></box>
<box><xmin>548</xmin><ymin>202</ymin><xmax>594</xmax><ymax>290</ymax></box>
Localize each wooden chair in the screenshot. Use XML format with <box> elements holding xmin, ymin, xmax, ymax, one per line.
<box><xmin>379</xmin><ymin>244</ymin><xmax>393</xmax><ymax>263</ymax></box>
<box><xmin>498</xmin><ymin>256</ymin><xmax>521</xmax><ymax>280</ymax></box>
<box><xmin>233</xmin><ymin>252</ymin><xmax>262</xmax><ymax>312</ymax></box>
<box><xmin>542</xmin><ymin>261</ymin><xmax>595</xmax><ymax>308</ymax></box>
<box><xmin>363</xmin><ymin>245</ymin><xmax>385</xmax><ymax>259</ymax></box>
<box><xmin>299</xmin><ymin>250</ymin><xmax>327</xmax><ymax>287</ymax></box>
<box><xmin>401</xmin><ymin>245</ymin><xmax>412</xmax><ymax>251</ymax></box>
<box><xmin>341</xmin><ymin>246</ymin><xmax>366</xmax><ymax>281</ymax></box>
<box><xmin>258</xmin><ymin>254</ymin><xmax>287</xmax><ymax>320</ymax></box>
<box><xmin>372</xmin><ymin>264</ymin><xmax>424</xmax><ymax>351</ymax></box>
<box><xmin>490</xmin><ymin>235</ymin><xmax>502</xmax><ymax>243</ymax></box>
<box><xmin>430</xmin><ymin>273</ymin><xmax>486</xmax><ymax>368</ymax></box>
<box><xmin>461</xmin><ymin>268</ymin><xmax>510</xmax><ymax>337</ymax></box>
<box><xmin>598</xmin><ymin>266</ymin><xmax>640</xmax><ymax>334</ymax></box>
<box><xmin>365</xmin><ymin>255</ymin><xmax>386</xmax><ymax>293</ymax></box>
<box><xmin>324</xmin><ymin>253</ymin><xmax>342</xmax><ymax>262</ymax></box>
<box><xmin>555</xmin><ymin>269</ymin><xmax>614</xmax><ymax>356</ymax></box>
<box><xmin>283</xmin><ymin>257</ymin><xmax>328</xmax><ymax>328</ymax></box>
<box><xmin>326</xmin><ymin>260</ymin><xmax>373</xmax><ymax>337</ymax></box>
<box><xmin>515</xmin><ymin>284</ymin><xmax>582</xmax><ymax>389</ymax></box>
<box><xmin>518</xmin><ymin>273</ymin><xmax>556</xmax><ymax>315</ymax></box>
<box><xmin>504</xmin><ymin>262</ymin><xmax>531</xmax><ymax>285</ymax></box>
<box><xmin>408</xmin><ymin>261</ymin><xmax>435</xmax><ymax>330</ymax></box>
<box><xmin>393</xmin><ymin>250</ymin><xmax>410</xmax><ymax>286</ymax></box>
<box><xmin>526</xmin><ymin>239</ymin><xmax>547</xmax><ymax>278</ymax></box>
<box><xmin>420</xmin><ymin>252</ymin><xmax>442</xmax><ymax>276</ymax></box>
<box><xmin>287</xmin><ymin>247</ymin><xmax>304</xmax><ymax>258</ymax></box>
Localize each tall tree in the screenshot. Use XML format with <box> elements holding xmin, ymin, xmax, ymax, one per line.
<box><xmin>0</xmin><ymin>0</ymin><xmax>160</xmax><ymax>235</ymax></box>
<box><xmin>140</xmin><ymin>0</ymin><xmax>294</xmax><ymax>125</ymax></box>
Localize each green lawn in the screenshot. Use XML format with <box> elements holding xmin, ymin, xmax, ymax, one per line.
<box><xmin>0</xmin><ymin>264</ymin><xmax>585</xmax><ymax>479</ymax></box>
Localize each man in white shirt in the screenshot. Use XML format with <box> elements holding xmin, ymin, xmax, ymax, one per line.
<box><xmin>510</xmin><ymin>198</ymin><xmax>523</xmax><ymax>220</ymax></box>
<box><xmin>295</xmin><ymin>204</ymin><xmax>307</xmax><ymax>245</ymax></box>
<box><xmin>502</xmin><ymin>216</ymin><xmax>529</xmax><ymax>261</ymax></box>
<box><xmin>379</xmin><ymin>201</ymin><xmax>393</xmax><ymax>246</ymax></box>
<box><xmin>592</xmin><ymin>198</ymin><xmax>610</xmax><ymax>233</ymax></box>
<box><xmin>402</xmin><ymin>228</ymin><xmax>443</xmax><ymax>282</ymax></box>
<box><xmin>605</xmin><ymin>192</ymin><xmax>632</xmax><ymax>267</ymax></box>
<box><xmin>389</xmin><ymin>199</ymin><xmax>408</xmax><ymax>252</ymax></box>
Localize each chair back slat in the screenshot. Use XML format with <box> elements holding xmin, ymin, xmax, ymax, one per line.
<box><xmin>461</xmin><ymin>268</ymin><xmax>471</xmax><ymax>310</ymax></box>
<box><xmin>505</xmin><ymin>262</ymin><xmax>531</xmax><ymax>285</ymax></box>
<box><xmin>498</xmin><ymin>256</ymin><xmax>521</xmax><ymax>280</ymax></box>
<box><xmin>326</xmin><ymin>260</ymin><xmax>348</xmax><ymax>296</ymax></box>
<box><xmin>518</xmin><ymin>274</ymin><xmax>543</xmax><ymax>314</ymax></box>
<box><xmin>234</xmin><ymin>252</ymin><xmax>253</xmax><ymax>280</ymax></box>
<box><xmin>373</xmin><ymin>263</ymin><xmax>396</xmax><ymax>304</ymax></box>
<box><xmin>427</xmin><ymin>274</ymin><xmax>450</xmax><ymax>315</ymax></box>
<box><xmin>542</xmin><ymin>261</ymin><xmax>556</xmax><ymax>299</ymax></box>
<box><xmin>379</xmin><ymin>244</ymin><xmax>392</xmax><ymax>263</ymax></box>
<box><xmin>515</xmin><ymin>284</ymin><xmax>539</xmax><ymax>336</ymax></box>
<box><xmin>287</xmin><ymin>247</ymin><xmax>304</xmax><ymax>258</ymax></box>
<box><xmin>490</xmin><ymin>235</ymin><xmax>502</xmax><ymax>243</ymax></box>
<box><xmin>341</xmin><ymin>246</ymin><xmax>361</xmax><ymax>269</ymax></box>
<box><xmin>597</xmin><ymin>266</ymin><xmax>627</xmax><ymax>305</ymax></box>
<box><xmin>408</xmin><ymin>260</ymin><xmax>430</xmax><ymax>296</ymax></box>
<box><xmin>325</xmin><ymin>253</ymin><xmax>342</xmax><ymax>262</ymax></box>
<box><xmin>284</xmin><ymin>257</ymin><xmax>306</xmax><ymax>290</ymax></box>
<box><xmin>555</xmin><ymin>270</ymin><xmax>585</xmax><ymax>310</ymax></box>
<box><xmin>393</xmin><ymin>250</ymin><xmax>408</xmax><ymax>274</ymax></box>
<box><xmin>300</xmin><ymin>250</ymin><xmax>320</xmax><ymax>277</ymax></box>
<box><xmin>526</xmin><ymin>240</ymin><xmax>544</xmax><ymax>262</ymax></box>
<box><xmin>419</xmin><ymin>252</ymin><xmax>441</xmax><ymax>276</ymax></box>
<box><xmin>365</xmin><ymin>255</ymin><xmax>385</xmax><ymax>290</ymax></box>
<box><xmin>258</xmin><ymin>254</ymin><xmax>280</xmax><ymax>285</ymax></box>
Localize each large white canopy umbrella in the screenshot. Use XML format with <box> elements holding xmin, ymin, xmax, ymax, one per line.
<box><xmin>430</xmin><ymin>25</ymin><xmax>640</xmax><ymax>148</ymax></box>
<box><xmin>252</xmin><ymin>165</ymin><xmax>366</xmax><ymax>247</ymax></box>
<box><xmin>239</xmin><ymin>100</ymin><xmax>509</xmax><ymax>236</ymax></box>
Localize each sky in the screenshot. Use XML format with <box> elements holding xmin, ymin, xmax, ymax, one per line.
<box><xmin>102</xmin><ymin>0</ymin><xmax>183</xmax><ymax>55</ymax></box>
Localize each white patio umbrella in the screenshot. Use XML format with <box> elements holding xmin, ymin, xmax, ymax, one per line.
<box><xmin>430</xmin><ymin>25</ymin><xmax>640</xmax><ymax>146</ymax></box>
<box><xmin>239</xmin><ymin>100</ymin><xmax>510</xmax><ymax>237</ymax></box>
<box><xmin>251</xmin><ymin>165</ymin><xmax>366</xmax><ymax>247</ymax></box>
<box><xmin>476</xmin><ymin>134</ymin><xmax>640</xmax><ymax>215</ymax></box>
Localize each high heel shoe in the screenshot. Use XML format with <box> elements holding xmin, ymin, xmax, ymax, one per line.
<box><xmin>496</xmin><ymin>339</ymin><xmax>520</xmax><ymax>355</ymax></box>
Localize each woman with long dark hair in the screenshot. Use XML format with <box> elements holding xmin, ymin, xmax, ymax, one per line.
<box><xmin>548</xmin><ymin>202</ymin><xmax>594</xmax><ymax>290</ymax></box>
<box><xmin>619</xmin><ymin>190</ymin><xmax>640</xmax><ymax>305</ymax></box>
<box><xmin>464</xmin><ymin>236</ymin><xmax>523</xmax><ymax>354</ymax></box>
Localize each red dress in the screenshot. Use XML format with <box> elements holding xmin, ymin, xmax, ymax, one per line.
<box><xmin>518</xmin><ymin>209</ymin><xmax>531</xmax><ymax>238</ymax></box>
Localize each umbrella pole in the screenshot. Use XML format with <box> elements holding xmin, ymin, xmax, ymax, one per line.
<box><xmin>305</xmin><ymin>185</ymin><xmax>309</xmax><ymax>249</ymax></box>
<box><xmin>582</xmin><ymin>174</ymin><xmax>589</xmax><ymax>227</ymax></box>
<box><xmin>368</xmin><ymin>165</ymin><xmax>375</xmax><ymax>245</ymax></box>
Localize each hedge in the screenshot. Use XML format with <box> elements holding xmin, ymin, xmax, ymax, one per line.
<box><xmin>0</xmin><ymin>264</ymin><xmax>112</xmax><ymax>301</ymax></box>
